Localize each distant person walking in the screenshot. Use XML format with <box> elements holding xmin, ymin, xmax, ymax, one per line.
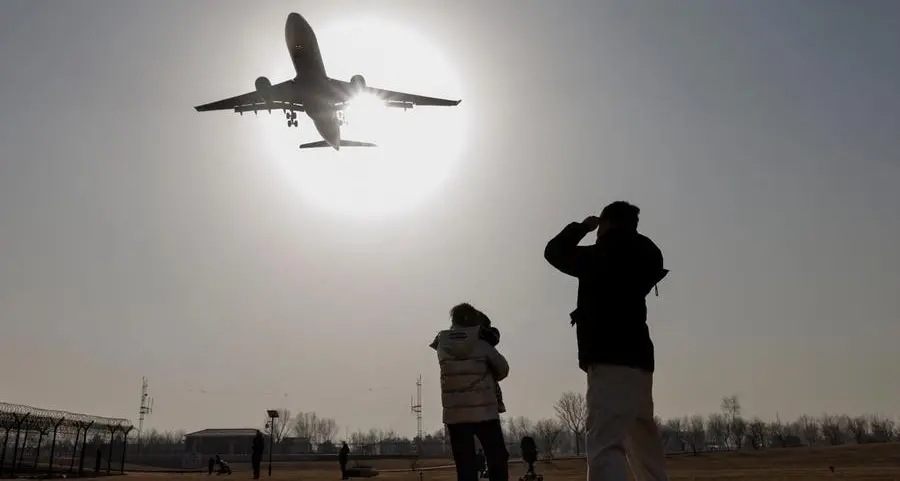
<box><xmin>338</xmin><ymin>442</ymin><xmax>350</xmax><ymax>479</ymax></box>
<box><xmin>251</xmin><ymin>430</ymin><xmax>265</xmax><ymax>479</ymax></box>
<box><xmin>432</xmin><ymin>303</ymin><xmax>510</xmax><ymax>481</ymax></box>
<box><xmin>544</xmin><ymin>201</ymin><xmax>670</xmax><ymax>481</ymax></box>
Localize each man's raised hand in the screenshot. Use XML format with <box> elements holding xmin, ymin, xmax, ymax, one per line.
<box><xmin>581</xmin><ymin>215</ymin><xmax>602</xmax><ymax>231</ymax></box>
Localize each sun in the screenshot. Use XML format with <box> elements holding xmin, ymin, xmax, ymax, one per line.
<box><xmin>254</xmin><ymin>17</ymin><xmax>467</xmax><ymax>218</ymax></box>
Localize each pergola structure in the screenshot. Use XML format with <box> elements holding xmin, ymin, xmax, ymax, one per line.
<box><xmin>0</xmin><ymin>402</ymin><xmax>134</xmax><ymax>477</ymax></box>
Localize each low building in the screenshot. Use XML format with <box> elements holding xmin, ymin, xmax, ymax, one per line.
<box><xmin>185</xmin><ymin>428</ymin><xmax>267</xmax><ymax>456</ymax></box>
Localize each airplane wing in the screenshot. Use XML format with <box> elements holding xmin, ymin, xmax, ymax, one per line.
<box><xmin>299</xmin><ymin>140</ymin><xmax>377</xmax><ymax>150</ymax></box>
<box><xmin>364</xmin><ymin>86</ymin><xmax>461</xmax><ymax>107</ymax></box>
<box><xmin>329</xmin><ymin>79</ymin><xmax>461</xmax><ymax>109</ymax></box>
<box><xmin>194</xmin><ymin>80</ymin><xmax>305</xmax><ymax>114</ymax></box>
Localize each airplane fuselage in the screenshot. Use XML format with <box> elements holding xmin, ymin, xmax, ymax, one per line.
<box><xmin>284</xmin><ymin>13</ymin><xmax>343</xmax><ymax>149</ymax></box>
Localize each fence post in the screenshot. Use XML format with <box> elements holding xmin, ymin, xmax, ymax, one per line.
<box><xmin>33</xmin><ymin>427</ymin><xmax>47</xmax><ymax>471</ymax></box>
<box><xmin>69</xmin><ymin>425</ymin><xmax>82</xmax><ymax>473</ymax></box>
<box><xmin>10</xmin><ymin>413</ymin><xmax>30</xmax><ymax>477</ymax></box>
<box><xmin>120</xmin><ymin>426</ymin><xmax>134</xmax><ymax>474</ymax></box>
<box><xmin>107</xmin><ymin>425</ymin><xmax>120</xmax><ymax>474</ymax></box>
<box><xmin>47</xmin><ymin>417</ymin><xmax>64</xmax><ymax>476</ymax></box>
<box><xmin>0</xmin><ymin>427</ymin><xmax>10</xmax><ymax>476</ymax></box>
<box><xmin>78</xmin><ymin>421</ymin><xmax>94</xmax><ymax>476</ymax></box>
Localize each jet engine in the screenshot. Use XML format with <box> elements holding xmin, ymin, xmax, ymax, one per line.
<box><xmin>350</xmin><ymin>74</ymin><xmax>366</xmax><ymax>92</ymax></box>
<box><xmin>255</xmin><ymin>76</ymin><xmax>273</xmax><ymax>102</ymax></box>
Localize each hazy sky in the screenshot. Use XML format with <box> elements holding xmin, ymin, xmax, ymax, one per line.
<box><xmin>1</xmin><ymin>0</ymin><xmax>898</xmax><ymax>437</ymax></box>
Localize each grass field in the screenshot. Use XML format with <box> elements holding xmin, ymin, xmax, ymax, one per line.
<box><xmin>122</xmin><ymin>443</ymin><xmax>900</xmax><ymax>481</ymax></box>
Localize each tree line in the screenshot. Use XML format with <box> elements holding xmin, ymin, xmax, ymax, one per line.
<box><xmin>125</xmin><ymin>393</ymin><xmax>898</xmax><ymax>457</ymax></box>
<box><xmin>653</xmin><ymin>394</ymin><xmax>897</xmax><ymax>453</ymax></box>
<box><xmin>517</xmin><ymin>392</ymin><xmax>898</xmax><ymax>457</ymax></box>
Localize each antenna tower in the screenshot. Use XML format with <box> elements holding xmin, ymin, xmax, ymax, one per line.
<box><xmin>410</xmin><ymin>375</ymin><xmax>423</xmax><ymax>449</ymax></box>
<box><xmin>138</xmin><ymin>376</ymin><xmax>154</xmax><ymax>452</ymax></box>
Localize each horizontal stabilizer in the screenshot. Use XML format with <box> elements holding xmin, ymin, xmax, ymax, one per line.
<box><xmin>299</xmin><ymin>140</ymin><xmax>378</xmax><ymax>150</ymax></box>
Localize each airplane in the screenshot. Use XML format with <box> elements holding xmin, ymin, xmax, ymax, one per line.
<box><xmin>194</xmin><ymin>12</ymin><xmax>462</xmax><ymax>151</ymax></box>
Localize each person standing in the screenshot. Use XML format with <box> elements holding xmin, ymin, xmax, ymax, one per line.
<box><xmin>251</xmin><ymin>430</ymin><xmax>265</xmax><ymax>479</ymax></box>
<box><xmin>544</xmin><ymin>201</ymin><xmax>670</xmax><ymax>481</ymax></box>
<box><xmin>432</xmin><ymin>303</ymin><xmax>510</xmax><ymax>481</ymax></box>
<box><xmin>338</xmin><ymin>442</ymin><xmax>350</xmax><ymax>479</ymax></box>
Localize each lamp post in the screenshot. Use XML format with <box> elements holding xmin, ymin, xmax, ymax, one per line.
<box><xmin>266</xmin><ymin>410</ymin><xmax>279</xmax><ymax>477</ymax></box>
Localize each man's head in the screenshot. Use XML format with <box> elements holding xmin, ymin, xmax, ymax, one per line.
<box><xmin>597</xmin><ymin>201</ymin><xmax>640</xmax><ymax>237</ymax></box>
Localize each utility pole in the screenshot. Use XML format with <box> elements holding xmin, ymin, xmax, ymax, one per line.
<box><xmin>137</xmin><ymin>377</ymin><xmax>153</xmax><ymax>454</ymax></box>
<box><xmin>410</xmin><ymin>375</ymin><xmax>423</xmax><ymax>454</ymax></box>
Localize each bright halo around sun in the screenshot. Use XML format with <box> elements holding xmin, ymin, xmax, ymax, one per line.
<box><xmin>255</xmin><ymin>17</ymin><xmax>466</xmax><ymax>218</ymax></box>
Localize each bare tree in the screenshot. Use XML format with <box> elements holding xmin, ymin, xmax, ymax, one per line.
<box><xmin>314</xmin><ymin>417</ymin><xmax>339</xmax><ymax>444</ymax></box>
<box><xmin>534</xmin><ymin>419</ymin><xmax>565</xmax><ymax>458</ymax></box>
<box><xmin>292</xmin><ymin>411</ymin><xmax>318</xmax><ymax>439</ymax></box>
<box><xmin>664</xmin><ymin>418</ymin><xmax>684</xmax><ymax>440</ymax></box>
<box><xmin>290</xmin><ymin>411</ymin><xmax>339</xmax><ymax>445</ymax></box>
<box><xmin>554</xmin><ymin>391</ymin><xmax>587</xmax><ymax>455</ymax></box>
<box><xmin>684</xmin><ymin>415</ymin><xmax>705</xmax><ymax>455</ymax></box>
<box><xmin>720</xmin><ymin>395</ymin><xmax>742</xmax><ymax>448</ymax></box>
<box><xmin>868</xmin><ymin>415</ymin><xmax>895</xmax><ymax>443</ymax></box>
<box><xmin>265</xmin><ymin>409</ymin><xmax>292</xmax><ymax>443</ymax></box>
<box><xmin>820</xmin><ymin>414</ymin><xmax>845</xmax><ymax>446</ymax></box>
<box><xmin>375</xmin><ymin>428</ymin><xmax>399</xmax><ymax>442</ymax></box>
<box><xmin>706</xmin><ymin>414</ymin><xmax>728</xmax><ymax>449</ymax></box>
<box><xmin>846</xmin><ymin>416</ymin><xmax>868</xmax><ymax>444</ymax></box>
<box><xmin>732</xmin><ymin>417</ymin><xmax>747</xmax><ymax>449</ymax></box>
<box><xmin>505</xmin><ymin>416</ymin><xmax>535</xmax><ymax>441</ymax></box>
<box><xmin>747</xmin><ymin>418</ymin><xmax>767</xmax><ymax>450</ymax></box>
<box><xmin>767</xmin><ymin>420</ymin><xmax>786</xmax><ymax>447</ymax></box>
<box><xmin>662</xmin><ymin>418</ymin><xmax>684</xmax><ymax>450</ymax></box>
<box><xmin>796</xmin><ymin>415</ymin><xmax>820</xmax><ymax>446</ymax></box>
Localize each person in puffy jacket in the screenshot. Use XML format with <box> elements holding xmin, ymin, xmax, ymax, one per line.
<box><xmin>432</xmin><ymin>303</ymin><xmax>510</xmax><ymax>481</ymax></box>
<box><xmin>431</xmin><ymin>307</ymin><xmax>506</xmax><ymax>414</ymax></box>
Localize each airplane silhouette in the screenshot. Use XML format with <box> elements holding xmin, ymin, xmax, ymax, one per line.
<box><xmin>195</xmin><ymin>13</ymin><xmax>461</xmax><ymax>150</ymax></box>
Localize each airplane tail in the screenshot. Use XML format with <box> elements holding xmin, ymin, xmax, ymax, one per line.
<box><xmin>299</xmin><ymin>140</ymin><xmax>377</xmax><ymax>150</ymax></box>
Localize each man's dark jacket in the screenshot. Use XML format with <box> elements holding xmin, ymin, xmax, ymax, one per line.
<box><xmin>252</xmin><ymin>434</ymin><xmax>264</xmax><ymax>456</ymax></box>
<box><xmin>544</xmin><ymin>222</ymin><xmax>668</xmax><ymax>373</ymax></box>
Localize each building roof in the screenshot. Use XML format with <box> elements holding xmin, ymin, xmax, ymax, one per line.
<box><xmin>185</xmin><ymin>428</ymin><xmax>261</xmax><ymax>438</ymax></box>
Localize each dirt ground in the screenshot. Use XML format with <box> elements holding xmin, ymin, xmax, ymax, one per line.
<box><xmin>123</xmin><ymin>443</ymin><xmax>900</xmax><ymax>481</ymax></box>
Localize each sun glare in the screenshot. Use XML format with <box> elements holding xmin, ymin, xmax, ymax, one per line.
<box><xmin>254</xmin><ymin>17</ymin><xmax>466</xmax><ymax>218</ymax></box>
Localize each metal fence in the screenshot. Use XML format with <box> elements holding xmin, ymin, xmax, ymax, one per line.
<box><xmin>0</xmin><ymin>402</ymin><xmax>133</xmax><ymax>477</ymax></box>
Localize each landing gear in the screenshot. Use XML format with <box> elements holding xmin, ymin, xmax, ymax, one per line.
<box><xmin>284</xmin><ymin>110</ymin><xmax>299</xmax><ymax>127</ymax></box>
